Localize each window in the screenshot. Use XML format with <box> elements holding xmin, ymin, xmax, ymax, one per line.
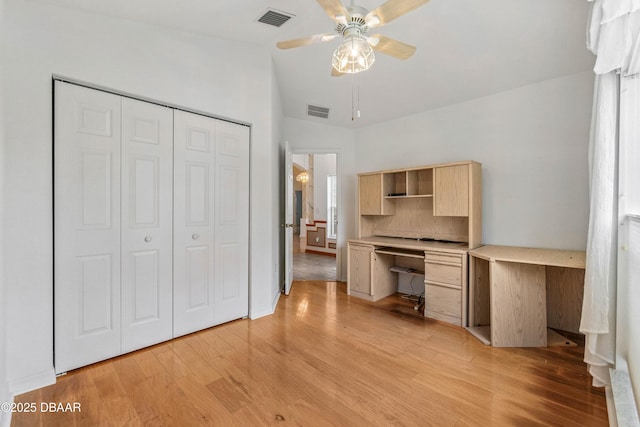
<box><xmin>618</xmin><ymin>74</ymin><xmax>640</xmax><ymax>410</ymax></box>
<box><xmin>327</xmin><ymin>174</ymin><xmax>337</xmax><ymax>239</ymax></box>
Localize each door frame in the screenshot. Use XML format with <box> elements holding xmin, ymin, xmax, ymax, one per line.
<box><xmin>286</xmin><ymin>148</ymin><xmax>342</xmax><ymax>284</ymax></box>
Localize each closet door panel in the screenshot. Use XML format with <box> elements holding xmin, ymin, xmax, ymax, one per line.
<box><xmin>54</xmin><ymin>81</ymin><xmax>122</xmax><ymax>374</ymax></box>
<box><xmin>121</xmin><ymin>98</ymin><xmax>174</xmax><ymax>352</ymax></box>
<box><xmin>214</xmin><ymin>122</ymin><xmax>250</xmax><ymax>324</ymax></box>
<box><xmin>173</xmin><ymin>110</ymin><xmax>216</xmax><ymax>337</ymax></box>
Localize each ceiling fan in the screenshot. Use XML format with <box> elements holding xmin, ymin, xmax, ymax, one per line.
<box><xmin>276</xmin><ymin>0</ymin><xmax>430</xmax><ymax>75</ymax></box>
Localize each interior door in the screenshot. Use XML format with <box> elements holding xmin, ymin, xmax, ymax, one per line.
<box><xmin>173</xmin><ymin>110</ymin><xmax>217</xmax><ymax>337</ymax></box>
<box><xmin>120</xmin><ymin>98</ymin><xmax>174</xmax><ymax>352</ymax></box>
<box><xmin>213</xmin><ymin>120</ymin><xmax>250</xmax><ymax>324</ymax></box>
<box><xmin>284</xmin><ymin>141</ymin><xmax>294</xmax><ymax>295</ymax></box>
<box><xmin>54</xmin><ymin>81</ymin><xmax>122</xmax><ymax>373</ymax></box>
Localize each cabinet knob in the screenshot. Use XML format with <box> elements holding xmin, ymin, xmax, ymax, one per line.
<box><xmin>192</xmin><ymin>234</ymin><xmax>199</xmax><ymax>240</ymax></box>
<box><xmin>144</xmin><ymin>236</ymin><xmax>152</xmax><ymax>242</ymax></box>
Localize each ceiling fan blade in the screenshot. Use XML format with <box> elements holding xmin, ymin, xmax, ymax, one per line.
<box><xmin>369</xmin><ymin>35</ymin><xmax>416</xmax><ymax>60</ymax></box>
<box><xmin>316</xmin><ymin>0</ymin><xmax>351</xmax><ymax>24</ymax></box>
<box><xmin>366</xmin><ymin>0</ymin><xmax>430</xmax><ymax>27</ymax></box>
<box><xmin>277</xmin><ymin>33</ymin><xmax>339</xmax><ymax>50</ymax></box>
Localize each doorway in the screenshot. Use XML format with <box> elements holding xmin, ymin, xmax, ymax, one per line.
<box><xmin>291</xmin><ymin>153</ymin><xmax>337</xmax><ymax>281</ymax></box>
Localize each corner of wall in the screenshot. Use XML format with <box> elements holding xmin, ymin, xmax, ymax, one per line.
<box><xmin>0</xmin><ymin>0</ymin><xmax>10</xmax><ymax>422</ymax></box>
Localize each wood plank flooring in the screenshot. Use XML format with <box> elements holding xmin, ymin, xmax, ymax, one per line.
<box><xmin>12</xmin><ymin>281</ymin><xmax>607</xmax><ymax>426</ymax></box>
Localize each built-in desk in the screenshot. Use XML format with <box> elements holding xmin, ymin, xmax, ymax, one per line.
<box><xmin>467</xmin><ymin>245</ymin><xmax>586</xmax><ymax>347</ymax></box>
<box><xmin>351</xmin><ymin>161</ymin><xmax>482</xmax><ymax>327</ymax></box>
<box><xmin>348</xmin><ymin>236</ymin><xmax>470</xmax><ymax>326</ymax></box>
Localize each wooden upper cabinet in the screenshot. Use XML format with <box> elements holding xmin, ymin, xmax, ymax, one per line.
<box><xmin>356</xmin><ymin>161</ymin><xmax>481</xmax><ymax>248</ymax></box>
<box><xmin>434</xmin><ymin>165</ymin><xmax>469</xmax><ymax>217</ymax></box>
<box><xmin>359</xmin><ymin>174</ymin><xmax>394</xmax><ymax>215</ymax></box>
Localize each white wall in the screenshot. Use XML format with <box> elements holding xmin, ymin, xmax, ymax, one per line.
<box><xmin>0</xmin><ymin>0</ymin><xmax>9</xmax><ymax>422</ymax></box>
<box><xmin>292</xmin><ymin>153</ymin><xmax>309</xmax><ymax>170</ymax></box>
<box><xmin>1</xmin><ymin>0</ymin><xmax>280</xmax><ymax>396</ymax></box>
<box><xmin>283</xmin><ymin>118</ymin><xmax>356</xmax><ymax>281</ymax></box>
<box><xmin>355</xmin><ymin>71</ymin><xmax>594</xmax><ymax>251</ymax></box>
<box><xmin>312</xmin><ymin>154</ymin><xmax>337</xmax><ymax>222</ymax></box>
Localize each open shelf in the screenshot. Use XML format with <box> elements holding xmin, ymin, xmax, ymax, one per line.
<box><xmin>389</xmin><ymin>266</ymin><xmax>425</xmax><ymax>275</ymax></box>
<box><xmin>383</xmin><ymin>168</ymin><xmax>434</xmax><ymax>198</ymax></box>
<box><xmin>375</xmin><ymin>247</ymin><xmax>425</xmax><ymax>259</ymax></box>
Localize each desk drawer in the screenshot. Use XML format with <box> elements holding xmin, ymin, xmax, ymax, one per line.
<box><xmin>424</xmin><ymin>262</ymin><xmax>462</xmax><ymax>287</ymax></box>
<box><xmin>424</xmin><ymin>283</ymin><xmax>462</xmax><ymax>326</ymax></box>
<box><xmin>424</xmin><ymin>252</ymin><xmax>463</xmax><ymax>266</ymax></box>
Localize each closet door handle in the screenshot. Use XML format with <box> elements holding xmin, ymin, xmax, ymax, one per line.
<box><xmin>192</xmin><ymin>234</ymin><xmax>199</xmax><ymax>240</ymax></box>
<box><xmin>144</xmin><ymin>236</ymin><xmax>152</xmax><ymax>242</ymax></box>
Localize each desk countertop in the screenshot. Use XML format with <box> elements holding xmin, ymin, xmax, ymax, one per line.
<box><xmin>348</xmin><ymin>236</ymin><xmax>470</xmax><ymax>254</ymax></box>
<box><xmin>469</xmin><ymin>245</ymin><xmax>586</xmax><ymax>269</ymax></box>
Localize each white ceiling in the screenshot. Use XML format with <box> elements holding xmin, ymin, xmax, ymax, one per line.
<box><xmin>33</xmin><ymin>0</ymin><xmax>595</xmax><ymax>128</ymax></box>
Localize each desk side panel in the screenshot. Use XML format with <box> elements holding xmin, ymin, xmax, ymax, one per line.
<box><xmin>470</xmin><ymin>257</ymin><xmax>491</xmax><ymax>326</ymax></box>
<box><xmin>491</xmin><ymin>262</ymin><xmax>547</xmax><ymax>347</ymax></box>
<box><xmin>371</xmin><ymin>253</ymin><xmax>397</xmax><ymax>302</ymax></box>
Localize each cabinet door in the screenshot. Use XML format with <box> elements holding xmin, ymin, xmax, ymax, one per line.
<box><xmin>173</xmin><ymin>110</ymin><xmax>217</xmax><ymax>337</ymax></box>
<box><xmin>348</xmin><ymin>244</ymin><xmax>372</xmax><ymax>294</ymax></box>
<box><xmin>434</xmin><ymin>165</ymin><xmax>469</xmax><ymax>216</ymax></box>
<box><xmin>120</xmin><ymin>98</ymin><xmax>174</xmax><ymax>352</ymax></box>
<box><xmin>359</xmin><ymin>174</ymin><xmax>382</xmax><ymax>215</ymax></box>
<box><xmin>54</xmin><ymin>82</ymin><xmax>122</xmax><ymax>373</ymax></box>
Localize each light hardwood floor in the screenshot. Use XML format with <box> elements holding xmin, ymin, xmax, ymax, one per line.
<box><xmin>12</xmin><ymin>281</ymin><xmax>607</xmax><ymax>426</ymax></box>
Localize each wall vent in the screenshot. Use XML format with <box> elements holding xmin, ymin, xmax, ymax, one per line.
<box><xmin>257</xmin><ymin>9</ymin><xmax>294</xmax><ymax>28</ymax></box>
<box><xmin>307</xmin><ymin>104</ymin><xmax>330</xmax><ymax>119</ymax></box>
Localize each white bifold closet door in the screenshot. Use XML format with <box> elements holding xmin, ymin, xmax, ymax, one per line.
<box><xmin>55</xmin><ymin>81</ymin><xmax>249</xmax><ymax>373</ymax></box>
<box><xmin>54</xmin><ymin>83</ymin><xmax>124</xmax><ymax>373</ymax></box>
<box><xmin>54</xmin><ymin>82</ymin><xmax>174</xmax><ymax>372</ymax></box>
<box><xmin>120</xmin><ymin>98</ymin><xmax>174</xmax><ymax>353</ymax></box>
<box><xmin>173</xmin><ymin>110</ymin><xmax>249</xmax><ymax>337</ymax></box>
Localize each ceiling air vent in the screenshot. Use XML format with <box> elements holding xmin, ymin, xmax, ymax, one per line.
<box><xmin>257</xmin><ymin>9</ymin><xmax>294</xmax><ymax>28</ymax></box>
<box><xmin>307</xmin><ymin>104</ymin><xmax>330</xmax><ymax>119</ymax></box>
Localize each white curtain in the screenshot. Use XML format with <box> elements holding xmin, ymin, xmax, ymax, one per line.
<box><xmin>581</xmin><ymin>0</ymin><xmax>640</xmax><ymax>387</ymax></box>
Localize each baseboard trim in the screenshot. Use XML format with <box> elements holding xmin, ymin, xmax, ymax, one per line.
<box><xmin>9</xmin><ymin>368</ymin><xmax>56</xmax><ymax>396</ymax></box>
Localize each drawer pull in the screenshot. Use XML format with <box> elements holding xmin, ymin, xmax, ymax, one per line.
<box><xmin>424</xmin><ymin>280</ymin><xmax>461</xmax><ymax>290</ymax></box>
<box><xmin>425</xmin><ymin>260</ymin><xmax>462</xmax><ymax>267</ymax></box>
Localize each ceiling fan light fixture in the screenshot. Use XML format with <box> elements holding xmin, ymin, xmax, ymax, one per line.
<box><xmin>296</xmin><ymin>172</ymin><xmax>309</xmax><ymax>183</ymax></box>
<box><xmin>331</xmin><ymin>33</ymin><xmax>375</xmax><ymax>74</ymax></box>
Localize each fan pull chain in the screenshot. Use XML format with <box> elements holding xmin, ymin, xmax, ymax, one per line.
<box><xmin>357</xmin><ymin>76</ymin><xmax>361</xmax><ymax>118</ymax></box>
<box><xmin>351</xmin><ymin>74</ymin><xmax>361</xmax><ymax>121</ymax></box>
<box><xmin>351</xmin><ymin>74</ymin><xmax>355</xmax><ymax>121</ymax></box>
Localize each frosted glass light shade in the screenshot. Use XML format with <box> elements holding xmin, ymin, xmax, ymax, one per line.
<box><xmin>332</xmin><ymin>34</ymin><xmax>375</xmax><ymax>74</ymax></box>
